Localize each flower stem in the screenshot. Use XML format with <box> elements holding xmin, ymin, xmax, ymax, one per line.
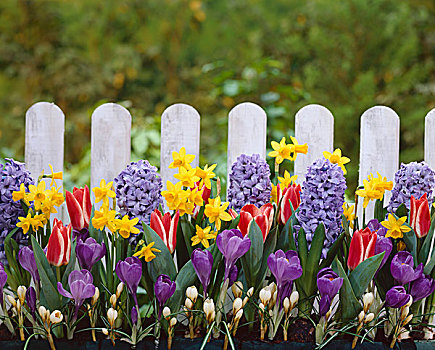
<box><xmin>56</xmin><ymin>266</ymin><xmax>61</xmax><ymax>283</ymax></box>
<box><xmin>213</xmin><ymin>279</ymin><xmax>229</xmax><ymax>339</ymax></box>
<box><xmin>47</xmin><ymin>331</ymin><xmax>56</xmax><ymax>350</ymax></box>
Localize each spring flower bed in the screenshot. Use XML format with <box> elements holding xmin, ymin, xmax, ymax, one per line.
<box><xmin>0</xmin><ymin>137</ymin><xmax>435</xmax><ymax>350</ymax></box>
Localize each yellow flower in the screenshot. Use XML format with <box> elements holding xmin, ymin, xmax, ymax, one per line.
<box><xmin>162</xmin><ymin>181</ymin><xmax>187</xmax><ymax>210</ymax></box>
<box><xmin>289</xmin><ymin>136</ymin><xmax>308</xmax><ymax>161</ymax></box>
<box><xmin>27</xmin><ymin>181</ymin><xmax>47</xmax><ymax>206</ymax></box>
<box><xmin>12</xmin><ymin>183</ymin><xmax>27</xmax><ymax>202</ymax></box>
<box><xmin>195</xmin><ymin>164</ymin><xmax>217</xmax><ymax>189</ymax></box>
<box><xmin>371</xmin><ymin>172</ymin><xmax>393</xmax><ymax>193</ymax></box>
<box><xmin>93</xmin><ymin>179</ymin><xmax>116</xmax><ymax>205</ymax></box>
<box><xmin>204</xmin><ymin>197</ymin><xmax>232</xmax><ymax>231</ymax></box>
<box><xmin>174</xmin><ymin>167</ymin><xmax>200</xmax><ymax>188</ymax></box>
<box><xmin>191</xmin><ymin>225</ymin><xmax>216</xmax><ymax>248</ymax></box>
<box><xmin>381</xmin><ymin>214</ymin><xmax>411</xmax><ymax>239</ymax></box>
<box><xmin>355</xmin><ymin>173</ymin><xmax>393</xmax><ymax>208</ymax></box>
<box><xmin>115</xmin><ymin>215</ymin><xmax>140</xmax><ymax>239</ymax></box>
<box><xmin>278</xmin><ymin>171</ymin><xmax>298</xmax><ymax>189</ymax></box>
<box><xmin>268</xmin><ymin>137</ymin><xmax>293</xmax><ymax>164</ymax></box>
<box><xmin>185</xmin><ymin>187</ymin><xmax>204</xmax><ymax>207</ymax></box>
<box><xmin>41</xmin><ymin>199</ymin><xmax>58</xmax><ymax>219</ymax></box>
<box><xmin>48</xmin><ymin>164</ymin><xmax>63</xmax><ymax>187</ymax></box>
<box><xmin>397</xmin><ymin>241</ymin><xmax>406</xmax><ymax>251</ymax></box>
<box><xmin>16</xmin><ymin>213</ymin><xmax>33</xmax><ymax>234</ymax></box>
<box><xmin>47</xmin><ymin>186</ymin><xmax>64</xmax><ymax>207</ymax></box>
<box><xmin>33</xmin><ymin>214</ymin><xmax>47</xmax><ymax>228</ymax></box>
<box><xmin>176</xmin><ymin>200</ymin><xmax>195</xmax><ymax>216</ymax></box>
<box><xmin>342</xmin><ymin>202</ymin><xmax>356</xmax><ymax>229</ymax></box>
<box><xmin>323</xmin><ymin>148</ymin><xmax>350</xmax><ymax>175</ymax></box>
<box><xmin>270</xmin><ymin>184</ymin><xmax>278</xmax><ymax>204</ymax></box>
<box><xmin>134</xmin><ymin>242</ymin><xmax>161</xmax><ymax>262</ymax></box>
<box><xmin>169</xmin><ymin>147</ymin><xmax>195</xmax><ymax>170</ymax></box>
<box><xmin>92</xmin><ymin>204</ymin><xmax>117</xmax><ymax>233</ymax></box>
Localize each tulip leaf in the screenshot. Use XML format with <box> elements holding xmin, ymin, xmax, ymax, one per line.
<box><xmin>179</xmin><ymin>216</ymin><xmax>195</xmax><ymax>257</ymax></box>
<box><xmin>62</xmin><ymin>239</ymin><xmax>77</xmax><ymax>286</ymax></box>
<box><xmin>175</xmin><ymin>219</ymin><xmax>190</xmax><ymax>269</ymax></box>
<box><xmin>167</xmin><ymin>260</ymin><xmax>196</xmax><ymax>313</ymax></box>
<box><xmin>305</xmin><ymin>223</ymin><xmax>326</xmax><ymax>296</ymax></box>
<box><xmin>229</xmin><ymin>215</ymin><xmax>240</xmax><ymax>229</ymax></box>
<box><xmin>142</xmin><ymin>223</ymin><xmax>177</xmax><ymax>281</ymax></box>
<box><xmin>395</xmin><ymin>203</ymin><xmax>408</xmax><ymax>218</ymax></box>
<box><xmin>424</xmin><ymin>248</ymin><xmax>435</xmax><ymax>275</ymax></box>
<box><xmin>240</xmin><ymin>221</ymin><xmax>263</xmax><ymax>289</ymax></box>
<box><xmin>332</xmin><ymin>258</ymin><xmax>361</xmax><ymax>321</ymax></box>
<box><xmin>320</xmin><ymin>232</ymin><xmax>345</xmax><ymax>270</ymax></box>
<box><xmin>255</xmin><ymin>226</ymin><xmax>277</xmax><ymax>292</ymax></box>
<box><xmin>418</xmin><ymin>212</ymin><xmax>435</xmax><ymax>266</ymax></box>
<box><xmin>31</xmin><ymin>235</ymin><xmax>61</xmax><ymax>310</ymax></box>
<box><xmin>297</xmin><ymin>227</ymin><xmax>308</xmax><ymax>268</ymax></box>
<box><xmin>402</xmin><ymin>226</ymin><xmax>417</xmax><ymax>264</ymax></box>
<box><xmin>349</xmin><ymin>252</ymin><xmax>384</xmax><ymax>298</ymax></box>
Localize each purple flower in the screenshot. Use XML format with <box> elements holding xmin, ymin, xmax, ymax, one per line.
<box><xmin>57</xmin><ymin>270</ymin><xmax>96</xmax><ymax>319</ymax></box>
<box><xmin>0</xmin><ymin>263</ymin><xmax>7</xmax><ymax>299</ymax></box>
<box><xmin>367</xmin><ymin>219</ymin><xmax>387</xmax><ymax>236</ymax></box>
<box><xmin>216</xmin><ymin>229</ymin><xmax>251</xmax><ymax>281</ymax></box>
<box><xmin>387</xmin><ymin>162</ymin><xmax>435</xmax><ymax>213</ymax></box>
<box><xmin>410</xmin><ymin>274</ymin><xmax>435</xmax><ymax>302</ymax></box>
<box><xmin>191</xmin><ymin>249</ymin><xmax>213</xmax><ymax>297</ymax></box>
<box><xmin>76</xmin><ymin>238</ymin><xmax>106</xmax><ymax>271</ymax></box>
<box><xmin>374</xmin><ymin>235</ymin><xmax>392</xmax><ymax>271</ymax></box>
<box><xmin>228</xmin><ymin>265</ymin><xmax>238</xmax><ymax>287</ymax></box>
<box><xmin>18</xmin><ymin>246</ymin><xmax>40</xmax><ymax>283</ymax></box>
<box><xmin>115</xmin><ymin>257</ymin><xmax>142</xmax><ymax>306</ymax></box>
<box><xmin>391</xmin><ymin>251</ymin><xmax>423</xmax><ymax>285</ymax></box>
<box><xmin>0</xmin><ymin>159</ymin><xmax>34</xmax><ymax>265</ymax></box>
<box><xmin>131</xmin><ymin>306</ymin><xmax>138</xmax><ymax>325</ymax></box>
<box><xmin>317</xmin><ymin>268</ymin><xmax>343</xmax><ymax>316</ymax></box>
<box><xmin>155</xmin><ymin>274</ymin><xmax>176</xmax><ymax>318</ymax></box>
<box><xmin>385</xmin><ymin>286</ymin><xmax>411</xmax><ymax>308</ymax></box>
<box><xmin>267</xmin><ymin>250</ymin><xmax>303</xmax><ymax>304</ymax></box>
<box><xmin>227</xmin><ymin>154</ymin><xmax>272</xmax><ymax>212</ymax></box>
<box><xmin>26</xmin><ymin>286</ymin><xmax>36</xmax><ymax>318</ymax></box>
<box><xmin>114</xmin><ymin>160</ymin><xmax>162</xmax><ymax>226</ymax></box>
<box><xmin>295</xmin><ymin>158</ymin><xmax>346</xmax><ymax>257</ymax></box>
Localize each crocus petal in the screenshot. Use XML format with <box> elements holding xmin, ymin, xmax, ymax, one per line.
<box><xmin>57</xmin><ymin>282</ymin><xmax>73</xmax><ymax>299</ymax></box>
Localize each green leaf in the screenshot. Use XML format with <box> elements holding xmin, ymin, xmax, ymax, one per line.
<box><xmin>167</xmin><ymin>260</ymin><xmax>197</xmax><ymax>313</ymax></box>
<box><xmin>62</xmin><ymin>239</ymin><xmax>77</xmax><ymax>286</ymax></box>
<box><xmin>374</xmin><ymin>198</ymin><xmax>385</xmax><ymax>222</ymax></box>
<box><xmin>240</xmin><ymin>221</ymin><xmax>264</xmax><ymax>288</ymax></box>
<box><xmin>142</xmin><ymin>223</ymin><xmax>177</xmax><ymax>281</ymax></box>
<box><xmin>255</xmin><ymin>225</ymin><xmax>277</xmax><ymax>291</ymax></box>
<box><xmin>297</xmin><ymin>227</ymin><xmax>308</xmax><ymax>268</ymax></box>
<box><xmin>403</xmin><ymin>226</ymin><xmax>417</xmax><ymax>264</ymax></box>
<box><xmin>349</xmin><ymin>252</ymin><xmax>384</xmax><ymax>298</ymax></box>
<box><xmin>31</xmin><ymin>236</ymin><xmax>61</xmax><ymax>310</ymax></box>
<box><xmin>229</xmin><ymin>215</ymin><xmax>240</xmax><ymax>229</ymax></box>
<box><xmin>179</xmin><ymin>216</ymin><xmax>195</xmax><ymax>258</ymax></box>
<box><xmin>320</xmin><ymin>232</ymin><xmax>345</xmax><ymax>269</ymax></box>
<box><xmin>395</xmin><ymin>203</ymin><xmax>408</xmax><ymax>218</ymax></box>
<box><xmin>418</xmin><ymin>212</ymin><xmax>435</xmax><ymax>265</ymax></box>
<box><xmin>304</xmin><ymin>223</ymin><xmax>325</xmax><ymax>296</ymax></box>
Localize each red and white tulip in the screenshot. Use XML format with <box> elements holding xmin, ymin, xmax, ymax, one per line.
<box><xmin>150</xmin><ymin>209</ymin><xmax>180</xmax><ymax>253</ymax></box>
<box><xmin>410</xmin><ymin>193</ymin><xmax>431</xmax><ymax>239</ymax></box>
<box><xmin>65</xmin><ymin>185</ymin><xmax>92</xmax><ymax>231</ymax></box>
<box><xmin>46</xmin><ymin>218</ymin><xmax>72</xmax><ymax>267</ymax></box>
<box><xmin>347</xmin><ymin>227</ymin><xmax>377</xmax><ymax>270</ymax></box>
<box><xmin>238</xmin><ymin>203</ymin><xmax>274</xmax><ymax>242</ymax></box>
<box><xmin>277</xmin><ymin>184</ymin><xmax>301</xmax><ymax>225</ymax></box>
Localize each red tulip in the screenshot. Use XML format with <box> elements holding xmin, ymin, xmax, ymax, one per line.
<box><xmin>192</xmin><ymin>182</ymin><xmax>212</xmax><ymax>218</ymax></box>
<box><xmin>66</xmin><ymin>185</ymin><xmax>92</xmax><ymax>231</ymax></box>
<box><xmin>347</xmin><ymin>227</ymin><xmax>377</xmax><ymax>270</ymax></box>
<box><xmin>228</xmin><ymin>208</ymin><xmax>238</xmax><ymax>219</ymax></box>
<box><xmin>238</xmin><ymin>203</ymin><xmax>274</xmax><ymax>242</ymax></box>
<box><xmin>278</xmin><ymin>184</ymin><xmax>301</xmax><ymax>225</ymax></box>
<box><xmin>410</xmin><ymin>193</ymin><xmax>431</xmax><ymax>238</ymax></box>
<box><xmin>46</xmin><ymin>218</ymin><xmax>72</xmax><ymax>267</ymax></box>
<box><xmin>150</xmin><ymin>209</ymin><xmax>180</xmax><ymax>253</ymax></box>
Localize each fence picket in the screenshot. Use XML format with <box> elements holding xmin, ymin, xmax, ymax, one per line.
<box><xmin>424</xmin><ymin>108</ymin><xmax>435</xmax><ymax>170</ymax></box>
<box><xmin>294</xmin><ymin>104</ymin><xmax>334</xmax><ymax>182</ymax></box>
<box><xmin>91</xmin><ymin>103</ymin><xmax>131</xmax><ymax>204</ymax></box>
<box><xmin>358</xmin><ymin>106</ymin><xmax>400</xmax><ymax>224</ymax></box>
<box><xmin>160</xmin><ymin>104</ymin><xmax>200</xmax><ymax>190</ymax></box>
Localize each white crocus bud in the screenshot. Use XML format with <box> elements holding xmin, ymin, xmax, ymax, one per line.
<box><xmin>401</xmin><ymin>306</ymin><xmax>410</xmax><ymax>320</ymax></box>
<box><xmin>39</xmin><ymin>306</ymin><xmax>47</xmax><ymax>320</ymax></box>
<box><xmin>242</xmin><ymin>296</ymin><xmax>249</xmax><ymax>307</ymax></box>
<box><xmin>363</xmin><ymin>292</ymin><xmax>374</xmax><ymax>313</ymax></box>
<box><xmin>163</xmin><ymin>306</ymin><xmax>171</xmax><ymax>319</ymax></box>
<box><xmin>268</xmin><ymin>282</ymin><xmax>277</xmax><ymax>295</ymax></box>
<box><xmin>16</xmin><ymin>299</ymin><xmax>21</xmax><ymax>313</ymax></box>
<box><xmin>247</xmin><ymin>287</ymin><xmax>254</xmax><ymax>298</ymax></box>
<box><xmin>358</xmin><ymin>311</ymin><xmax>365</xmax><ymax>323</ymax></box>
<box><xmin>231</xmin><ymin>281</ymin><xmax>243</xmax><ymax>299</ymax></box>
<box><xmin>283</xmin><ymin>297</ymin><xmax>290</xmax><ymax>313</ymax></box>
<box><xmin>405</xmin><ymin>296</ymin><xmax>413</xmax><ymax>308</ymax></box>
<box><xmin>259</xmin><ymin>288</ymin><xmax>271</xmax><ymax>306</ymax></box>
<box><xmin>102</xmin><ymin>328</ymin><xmax>109</xmax><ymax>335</ymax></box>
<box><xmin>17</xmin><ymin>286</ymin><xmax>27</xmax><ymax>305</ymax></box>
<box><xmin>232</xmin><ymin>298</ymin><xmax>243</xmax><ymax>315</ymax></box>
<box><xmin>403</xmin><ymin>314</ymin><xmax>413</xmax><ymax>326</ymax></box>
<box><xmin>234</xmin><ymin>308</ymin><xmax>244</xmax><ymax>322</ymax></box>
<box><xmin>259</xmin><ymin>303</ymin><xmax>265</xmax><ymax>312</ymax></box>
<box><xmin>170</xmin><ymin>317</ymin><xmax>177</xmax><ymax>327</ymax></box>
<box><xmin>107</xmin><ymin>308</ymin><xmax>118</xmax><ymax>327</ymax></box>
<box><xmin>186</xmin><ymin>286</ymin><xmax>198</xmax><ymax>303</ymax></box>
<box><xmin>185</xmin><ymin>298</ymin><xmax>193</xmax><ymax>310</ymax></box>
<box><xmin>110</xmin><ymin>294</ymin><xmax>117</xmax><ymax>308</ymax></box>
<box><xmin>290</xmin><ymin>291</ymin><xmax>299</xmax><ymax>309</ymax></box>
<box><xmin>365</xmin><ymin>313</ymin><xmax>375</xmax><ymax>323</ymax></box>
<box><xmin>116</xmin><ymin>282</ymin><xmax>124</xmax><ymax>299</ymax></box>
<box><xmin>7</xmin><ymin>295</ymin><xmax>17</xmax><ymax>308</ymax></box>
<box><xmin>203</xmin><ymin>298</ymin><xmax>215</xmax><ymax>323</ymax></box>
<box><xmin>270</xmin><ymin>290</ymin><xmax>277</xmax><ymax>308</ymax></box>
<box><xmin>50</xmin><ymin>310</ymin><xmax>63</xmax><ymax>324</ymax></box>
<box><xmin>45</xmin><ymin>310</ymin><xmax>50</xmax><ymax>323</ymax></box>
<box><xmin>91</xmin><ymin>287</ymin><xmax>100</xmax><ymax>305</ymax></box>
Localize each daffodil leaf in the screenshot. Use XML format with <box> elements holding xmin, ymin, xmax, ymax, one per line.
<box><xmin>240</xmin><ymin>221</ymin><xmax>263</xmax><ymax>289</ymax></box>
<box><xmin>179</xmin><ymin>216</ymin><xmax>195</xmax><ymax>258</ymax></box>
<box><xmin>255</xmin><ymin>225</ymin><xmax>277</xmax><ymax>292</ymax></box>
<box><xmin>349</xmin><ymin>252</ymin><xmax>384</xmax><ymax>298</ymax></box>
<box><xmin>320</xmin><ymin>231</ymin><xmax>345</xmax><ymax>270</ymax></box>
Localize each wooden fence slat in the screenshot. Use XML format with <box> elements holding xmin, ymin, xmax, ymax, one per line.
<box><xmin>294</xmin><ymin>104</ymin><xmax>334</xmax><ymax>182</ymax></box>
<box><xmin>160</xmin><ymin>104</ymin><xmax>200</xmax><ymax>189</ymax></box>
<box><xmin>424</xmin><ymin>108</ymin><xmax>435</xmax><ymax>170</ymax></box>
<box><xmin>227</xmin><ymin>102</ymin><xmax>267</xmax><ymax>180</ymax></box>
<box><xmin>358</xmin><ymin>106</ymin><xmax>400</xmax><ymax>224</ymax></box>
<box><xmin>91</xmin><ymin>103</ymin><xmax>131</xmax><ymax>203</ymax></box>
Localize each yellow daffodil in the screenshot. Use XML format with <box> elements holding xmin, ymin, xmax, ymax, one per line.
<box><xmin>323</xmin><ymin>148</ymin><xmax>350</xmax><ymax>175</ymax></box>
<box><xmin>397</xmin><ymin>241</ymin><xmax>406</xmax><ymax>251</ymax></box>
<box><xmin>185</xmin><ymin>187</ymin><xmax>204</xmax><ymax>207</ymax></box>
<box><xmin>134</xmin><ymin>242</ymin><xmax>161</xmax><ymax>262</ymax></box>
<box><xmin>204</xmin><ymin>197</ymin><xmax>232</xmax><ymax>231</ymax></box>
<box><xmin>92</xmin><ymin>204</ymin><xmax>117</xmax><ymax>233</ymax></box>
<box><xmin>33</xmin><ymin>214</ymin><xmax>47</xmax><ymax>227</ymax></box>
<box><xmin>191</xmin><ymin>225</ymin><xmax>216</xmax><ymax>248</ymax></box>
<box><xmin>278</xmin><ymin>171</ymin><xmax>298</xmax><ymax>189</ymax></box>
<box><xmin>27</xmin><ymin>181</ymin><xmax>47</xmax><ymax>204</ymax></box>
<box><xmin>162</xmin><ymin>181</ymin><xmax>187</xmax><ymax>210</ymax></box>
<box><xmin>115</xmin><ymin>215</ymin><xmax>140</xmax><ymax>239</ymax></box>
<box><xmin>342</xmin><ymin>202</ymin><xmax>356</xmax><ymax>229</ymax></box>
<box><xmin>370</xmin><ymin>172</ymin><xmax>393</xmax><ymax>193</ymax></box>
<box><xmin>47</xmin><ymin>186</ymin><xmax>65</xmax><ymax>207</ymax></box>
<box><xmin>289</xmin><ymin>136</ymin><xmax>308</xmax><ymax>161</ymax></box>
<box><xmin>48</xmin><ymin>164</ymin><xmax>63</xmax><ymax>187</ymax></box>
<box><xmin>381</xmin><ymin>214</ymin><xmax>411</xmax><ymax>239</ymax></box>
<box><xmin>174</xmin><ymin>167</ymin><xmax>200</xmax><ymax>188</ymax></box>
<box><xmin>270</xmin><ymin>184</ymin><xmax>278</xmax><ymax>204</ymax></box>
<box><xmin>195</xmin><ymin>164</ymin><xmax>217</xmax><ymax>189</ymax></box>
<box><xmin>356</xmin><ymin>173</ymin><xmax>393</xmax><ymax>208</ymax></box>
<box><xmin>169</xmin><ymin>147</ymin><xmax>195</xmax><ymax>170</ymax></box>
<box><xmin>41</xmin><ymin>199</ymin><xmax>58</xmax><ymax>219</ymax></box>
<box><xmin>176</xmin><ymin>199</ymin><xmax>195</xmax><ymax>216</ymax></box>
<box><xmin>268</xmin><ymin>137</ymin><xmax>293</xmax><ymax>164</ymax></box>
<box><xmin>16</xmin><ymin>212</ymin><xmax>42</xmax><ymax>234</ymax></box>
<box><xmin>12</xmin><ymin>183</ymin><xmax>27</xmax><ymax>202</ymax></box>
<box><xmin>93</xmin><ymin>179</ymin><xmax>116</xmax><ymax>205</ymax></box>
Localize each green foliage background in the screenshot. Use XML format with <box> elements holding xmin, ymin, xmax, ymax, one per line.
<box><xmin>0</xmin><ymin>0</ymin><xmax>433</xmax><ymax>193</ymax></box>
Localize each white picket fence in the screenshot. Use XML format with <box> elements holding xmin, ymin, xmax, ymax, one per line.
<box><xmin>24</xmin><ymin>101</ymin><xmax>435</xmax><ymax>223</ymax></box>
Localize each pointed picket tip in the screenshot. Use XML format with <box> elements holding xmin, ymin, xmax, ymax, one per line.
<box><xmin>424</xmin><ymin>108</ymin><xmax>435</xmax><ymax>170</ymax></box>
<box><xmin>294</xmin><ymin>104</ymin><xmax>334</xmax><ymax>182</ymax></box>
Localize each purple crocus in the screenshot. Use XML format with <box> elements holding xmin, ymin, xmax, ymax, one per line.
<box><xmin>131</xmin><ymin>306</ymin><xmax>138</xmax><ymax>325</ymax></box>
<box><xmin>57</xmin><ymin>269</ymin><xmax>96</xmax><ymax>319</ymax></box>
<box><xmin>317</xmin><ymin>268</ymin><xmax>343</xmax><ymax>316</ymax></box>
<box><xmin>374</xmin><ymin>235</ymin><xmax>392</xmax><ymax>272</ymax></box>
<box><xmin>0</xmin><ymin>263</ymin><xmax>7</xmax><ymax>300</ymax></box>
<box><xmin>391</xmin><ymin>251</ymin><xmax>423</xmax><ymax>285</ymax></box>
<box><xmin>154</xmin><ymin>274</ymin><xmax>176</xmax><ymax>318</ymax></box>
<box><xmin>267</xmin><ymin>250</ymin><xmax>303</xmax><ymax>304</ymax></box>
<box><xmin>26</xmin><ymin>286</ymin><xmax>36</xmax><ymax>319</ymax></box>
<box><xmin>385</xmin><ymin>286</ymin><xmax>411</xmax><ymax>308</ymax></box>
<box><xmin>216</xmin><ymin>229</ymin><xmax>251</xmax><ymax>281</ymax></box>
<box><xmin>228</xmin><ymin>265</ymin><xmax>238</xmax><ymax>287</ymax></box>
<box><xmin>367</xmin><ymin>219</ymin><xmax>387</xmax><ymax>236</ymax></box>
<box><xmin>18</xmin><ymin>246</ymin><xmax>40</xmax><ymax>284</ymax></box>
<box><xmin>115</xmin><ymin>257</ymin><xmax>142</xmax><ymax>306</ymax></box>
<box><xmin>191</xmin><ymin>249</ymin><xmax>213</xmax><ymax>297</ymax></box>
<box><xmin>410</xmin><ymin>274</ymin><xmax>435</xmax><ymax>302</ymax></box>
<box><xmin>76</xmin><ymin>238</ymin><xmax>106</xmax><ymax>271</ymax></box>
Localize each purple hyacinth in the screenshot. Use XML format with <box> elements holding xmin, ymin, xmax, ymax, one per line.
<box><xmin>295</xmin><ymin>158</ymin><xmax>346</xmax><ymax>257</ymax></box>
<box><xmin>387</xmin><ymin>161</ymin><xmax>435</xmax><ymax>213</ymax></box>
<box><xmin>227</xmin><ymin>154</ymin><xmax>272</xmax><ymax>212</ymax></box>
<box><xmin>0</xmin><ymin>263</ymin><xmax>7</xmax><ymax>300</ymax></box>
<box><xmin>76</xmin><ymin>238</ymin><xmax>106</xmax><ymax>271</ymax></box>
<box><xmin>0</xmin><ymin>159</ymin><xmax>34</xmax><ymax>265</ymax></box>
<box><xmin>114</xmin><ymin>160</ymin><xmax>162</xmax><ymax>226</ymax></box>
